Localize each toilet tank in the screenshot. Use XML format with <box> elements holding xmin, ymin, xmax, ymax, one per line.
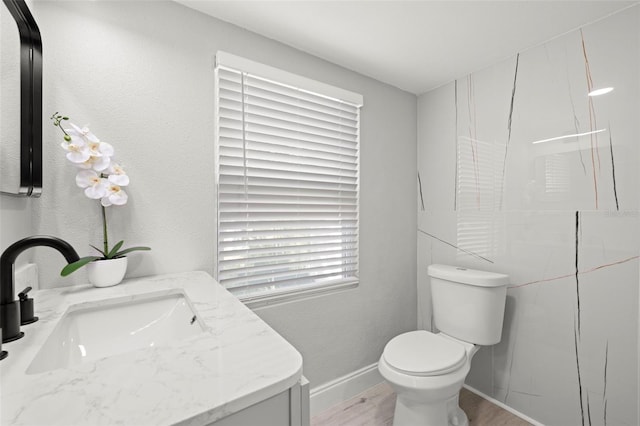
<box><xmin>428</xmin><ymin>264</ymin><xmax>508</xmax><ymax>346</ymax></box>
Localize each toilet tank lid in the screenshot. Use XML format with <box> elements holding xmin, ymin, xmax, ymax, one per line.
<box><xmin>428</xmin><ymin>264</ymin><xmax>509</xmax><ymax>287</ymax></box>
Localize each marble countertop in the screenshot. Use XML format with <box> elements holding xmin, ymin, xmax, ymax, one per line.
<box><xmin>0</xmin><ymin>271</ymin><xmax>303</xmax><ymax>425</ymax></box>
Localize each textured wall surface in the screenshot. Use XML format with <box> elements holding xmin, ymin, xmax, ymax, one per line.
<box><xmin>0</xmin><ymin>196</ymin><xmax>31</xmax><ymax>265</ymax></box>
<box><xmin>21</xmin><ymin>1</ymin><xmax>417</xmax><ymax>388</ymax></box>
<box><xmin>417</xmin><ymin>6</ymin><xmax>639</xmax><ymax>426</ymax></box>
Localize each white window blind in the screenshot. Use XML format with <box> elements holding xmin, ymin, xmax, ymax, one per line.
<box><xmin>215</xmin><ymin>52</ymin><xmax>362</xmax><ymax>300</ymax></box>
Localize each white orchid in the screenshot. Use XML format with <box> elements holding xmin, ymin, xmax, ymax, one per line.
<box><xmin>76</xmin><ymin>170</ymin><xmax>108</xmax><ymax>199</ymax></box>
<box><xmin>63</xmin><ymin>123</ymin><xmax>115</xmax><ymax>172</ymax></box>
<box><xmin>60</xmin><ymin>135</ymin><xmax>91</xmax><ymax>164</ymax></box>
<box><xmin>67</xmin><ymin>122</ymin><xmax>100</xmax><ymax>144</ymax></box>
<box><xmin>53</xmin><ymin>116</ymin><xmax>125</xmax><ymax>204</ymax></box>
<box><xmin>101</xmin><ymin>183</ymin><xmax>128</xmax><ymax>207</ymax></box>
<box><xmin>106</xmin><ymin>162</ymin><xmax>130</xmax><ymax>186</ymax></box>
<box><xmin>51</xmin><ymin>112</ymin><xmax>150</xmax><ymax>276</ymax></box>
<box><xmin>87</xmin><ymin>140</ymin><xmax>114</xmax><ymax>158</ymax></box>
<box><xmin>74</xmin><ymin>154</ymin><xmax>111</xmax><ymax>172</ymax></box>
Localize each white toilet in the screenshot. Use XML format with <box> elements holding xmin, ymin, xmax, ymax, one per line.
<box><xmin>379</xmin><ymin>264</ymin><xmax>508</xmax><ymax>426</ymax></box>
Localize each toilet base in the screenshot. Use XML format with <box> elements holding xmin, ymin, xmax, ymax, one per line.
<box><xmin>378</xmin><ymin>331</ymin><xmax>482</xmax><ymax>426</ymax></box>
<box><xmin>393</xmin><ymin>392</ymin><xmax>468</xmax><ymax>426</ymax></box>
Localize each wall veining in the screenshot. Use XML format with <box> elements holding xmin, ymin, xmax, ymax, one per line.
<box><xmin>417</xmin><ymin>5</ymin><xmax>639</xmax><ymax>425</ymax></box>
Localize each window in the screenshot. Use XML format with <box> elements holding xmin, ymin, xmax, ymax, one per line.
<box><xmin>214</xmin><ymin>52</ymin><xmax>362</xmax><ymax>302</ymax></box>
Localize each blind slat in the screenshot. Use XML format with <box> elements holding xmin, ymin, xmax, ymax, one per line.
<box><xmin>222</xmin><ymin>262</ymin><xmax>358</xmax><ymax>289</ymax></box>
<box><xmin>219</xmin><ymin>249</ymin><xmax>354</xmax><ymax>272</ymax></box>
<box><xmin>219</xmin><ymin>165</ymin><xmax>358</xmax><ymax>186</ymax></box>
<box><xmin>219</xmin><ymin>241</ymin><xmax>357</xmax><ymax>259</ymax></box>
<box><xmin>219</xmin><ymin>255</ymin><xmax>358</xmax><ymax>279</ymax></box>
<box><xmin>220</xmin><ymin>132</ymin><xmax>358</xmax><ymax>157</ymax></box>
<box><xmin>219</xmin><ymin>176</ymin><xmax>357</xmax><ymax>192</ymax></box>
<box><xmin>219</xmin><ymin>234</ymin><xmax>358</xmax><ymax>251</ymax></box>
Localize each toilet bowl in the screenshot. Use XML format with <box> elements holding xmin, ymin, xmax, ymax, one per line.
<box><xmin>379</xmin><ymin>330</ymin><xmax>478</xmax><ymax>426</ymax></box>
<box><xmin>379</xmin><ymin>264</ymin><xmax>508</xmax><ymax>426</ymax></box>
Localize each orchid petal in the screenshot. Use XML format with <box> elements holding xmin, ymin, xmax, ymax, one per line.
<box><xmin>60</xmin><ymin>134</ymin><xmax>86</xmax><ymax>149</ymax></box>
<box><xmin>73</xmin><ymin>161</ymin><xmax>93</xmax><ymax>170</ymax></box>
<box><xmin>69</xmin><ymin>122</ymin><xmax>85</xmax><ymax>135</ymax></box>
<box><xmin>106</xmin><ymin>163</ymin><xmax>129</xmax><ymax>185</ymax></box>
<box><xmin>91</xmin><ymin>155</ymin><xmax>111</xmax><ymax>172</ymax></box>
<box><xmin>108</xmin><ymin>173</ymin><xmax>129</xmax><ymax>186</ymax></box>
<box><xmin>68</xmin><ymin>122</ymin><xmax>100</xmax><ymax>143</ymax></box>
<box><xmin>87</xmin><ymin>142</ymin><xmax>103</xmax><ymax>157</ymax></box>
<box><xmin>99</xmin><ymin>142</ymin><xmax>114</xmax><ymax>157</ymax></box>
<box><xmin>61</xmin><ymin>135</ymin><xmax>90</xmax><ymax>163</ymax></box>
<box><xmin>85</xmin><ymin>132</ymin><xmax>100</xmax><ymax>143</ymax></box>
<box><xmin>66</xmin><ymin>150</ymin><xmax>91</xmax><ymax>163</ymax></box>
<box><xmin>84</xmin><ymin>185</ymin><xmax>107</xmax><ymax>199</ymax></box>
<box><xmin>76</xmin><ymin>170</ymin><xmax>107</xmax><ymax>199</ymax></box>
<box><xmin>75</xmin><ymin>170</ymin><xmax>98</xmax><ymax>188</ymax></box>
<box><xmin>108</xmin><ymin>162</ymin><xmax>124</xmax><ymax>174</ymax></box>
<box><xmin>109</xmin><ymin>191</ymin><xmax>128</xmax><ymax>205</ymax></box>
<box><xmin>73</xmin><ymin>155</ymin><xmax>108</xmax><ymax>170</ymax></box>
<box><xmin>65</xmin><ymin>124</ymin><xmax>83</xmax><ymax>138</ymax></box>
<box><xmin>105</xmin><ymin>184</ymin><xmax>128</xmax><ymax>206</ymax></box>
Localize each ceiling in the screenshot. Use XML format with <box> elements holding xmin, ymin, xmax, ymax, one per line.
<box><xmin>176</xmin><ymin>1</ymin><xmax>636</xmax><ymax>95</ymax></box>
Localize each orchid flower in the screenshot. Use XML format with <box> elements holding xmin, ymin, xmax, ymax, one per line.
<box><xmin>101</xmin><ymin>183</ymin><xmax>128</xmax><ymax>207</ymax></box>
<box><xmin>67</xmin><ymin>122</ymin><xmax>100</xmax><ymax>144</ymax></box>
<box><xmin>74</xmin><ymin>154</ymin><xmax>111</xmax><ymax>172</ymax></box>
<box><xmin>76</xmin><ymin>170</ymin><xmax>108</xmax><ymax>199</ymax></box>
<box><xmin>86</xmin><ymin>140</ymin><xmax>114</xmax><ymax>159</ymax></box>
<box><xmin>60</xmin><ymin>135</ymin><xmax>91</xmax><ymax>164</ymax></box>
<box><xmin>107</xmin><ymin>162</ymin><xmax>130</xmax><ymax>186</ymax></box>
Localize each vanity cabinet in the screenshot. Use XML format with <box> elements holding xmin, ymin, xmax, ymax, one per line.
<box><xmin>212</xmin><ymin>378</ymin><xmax>309</xmax><ymax>426</ymax></box>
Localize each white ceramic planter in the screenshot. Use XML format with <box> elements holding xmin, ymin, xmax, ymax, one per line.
<box><xmin>86</xmin><ymin>257</ymin><xmax>128</xmax><ymax>288</ymax></box>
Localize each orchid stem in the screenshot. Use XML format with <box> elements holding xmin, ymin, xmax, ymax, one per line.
<box><xmin>101</xmin><ymin>204</ymin><xmax>109</xmax><ymax>256</ymax></box>
<box><xmin>50</xmin><ymin>113</ymin><xmax>70</xmax><ymax>137</ymax></box>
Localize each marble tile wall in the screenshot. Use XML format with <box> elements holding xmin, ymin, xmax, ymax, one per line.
<box><xmin>417</xmin><ymin>6</ymin><xmax>639</xmax><ymax>425</ymax></box>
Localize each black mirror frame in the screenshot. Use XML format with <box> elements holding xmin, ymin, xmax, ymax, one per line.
<box><xmin>1</xmin><ymin>0</ymin><xmax>42</xmax><ymax>197</ymax></box>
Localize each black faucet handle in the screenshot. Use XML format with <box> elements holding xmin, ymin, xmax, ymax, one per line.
<box><xmin>19</xmin><ymin>286</ymin><xmax>38</xmax><ymax>325</ymax></box>
<box><xmin>18</xmin><ymin>286</ymin><xmax>33</xmax><ymax>301</ymax></box>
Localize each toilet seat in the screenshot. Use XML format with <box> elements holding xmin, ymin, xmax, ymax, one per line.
<box><xmin>383</xmin><ymin>331</ymin><xmax>467</xmax><ymax>377</ymax></box>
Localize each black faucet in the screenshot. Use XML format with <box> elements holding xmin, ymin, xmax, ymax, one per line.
<box><xmin>1</xmin><ymin>236</ymin><xmax>80</xmax><ymax>344</ymax></box>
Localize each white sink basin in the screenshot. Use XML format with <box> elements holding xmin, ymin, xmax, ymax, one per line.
<box><xmin>27</xmin><ymin>290</ymin><xmax>206</xmax><ymax>374</ymax></box>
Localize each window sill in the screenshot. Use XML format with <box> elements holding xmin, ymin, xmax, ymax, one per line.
<box><xmin>231</xmin><ymin>279</ymin><xmax>359</xmax><ymax>310</ymax></box>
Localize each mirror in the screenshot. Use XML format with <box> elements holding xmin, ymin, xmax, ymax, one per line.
<box><xmin>0</xmin><ymin>0</ymin><xmax>42</xmax><ymax>197</ymax></box>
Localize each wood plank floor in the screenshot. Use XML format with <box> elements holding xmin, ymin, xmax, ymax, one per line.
<box><xmin>311</xmin><ymin>382</ymin><xmax>533</xmax><ymax>426</ymax></box>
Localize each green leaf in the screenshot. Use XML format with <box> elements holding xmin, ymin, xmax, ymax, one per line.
<box><xmin>90</xmin><ymin>244</ymin><xmax>107</xmax><ymax>257</ymax></box>
<box><xmin>60</xmin><ymin>256</ymin><xmax>101</xmax><ymax>276</ymax></box>
<box><xmin>106</xmin><ymin>240</ymin><xmax>125</xmax><ymax>259</ymax></box>
<box><xmin>114</xmin><ymin>246</ymin><xmax>151</xmax><ymax>257</ymax></box>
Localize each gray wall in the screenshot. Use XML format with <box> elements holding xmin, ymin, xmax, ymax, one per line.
<box><xmin>0</xmin><ymin>197</ymin><xmax>31</xmax><ymax>262</ymax></box>
<box><xmin>23</xmin><ymin>0</ymin><xmax>417</xmax><ymax>388</ymax></box>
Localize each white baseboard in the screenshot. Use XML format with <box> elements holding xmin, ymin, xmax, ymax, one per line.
<box><xmin>309</xmin><ymin>362</ymin><xmax>383</xmax><ymax>417</ymax></box>
<box><xmin>463</xmin><ymin>385</ymin><xmax>544</xmax><ymax>426</ymax></box>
